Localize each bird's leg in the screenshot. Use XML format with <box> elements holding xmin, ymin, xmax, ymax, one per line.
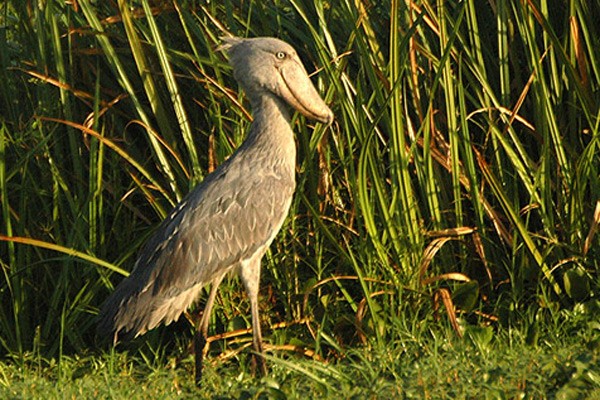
<box><xmin>239</xmin><ymin>257</ymin><xmax>268</xmax><ymax>376</ymax></box>
<box><xmin>194</xmin><ymin>273</ymin><xmax>226</xmax><ymax>386</ymax></box>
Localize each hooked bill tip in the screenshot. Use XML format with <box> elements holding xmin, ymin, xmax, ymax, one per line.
<box><xmin>315</xmin><ymin>108</ymin><xmax>334</xmax><ymax>126</ymax></box>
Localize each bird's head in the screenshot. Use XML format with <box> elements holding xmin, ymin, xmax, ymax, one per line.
<box><xmin>219</xmin><ymin>36</ymin><xmax>333</xmax><ymax>125</ymax></box>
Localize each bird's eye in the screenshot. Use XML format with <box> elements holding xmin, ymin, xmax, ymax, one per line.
<box><xmin>276</xmin><ymin>51</ymin><xmax>286</xmax><ymax>59</ymax></box>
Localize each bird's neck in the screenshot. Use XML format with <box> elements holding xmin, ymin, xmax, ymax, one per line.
<box><xmin>248</xmin><ymin>93</ymin><xmax>293</xmax><ymax>135</ymax></box>
<box><xmin>244</xmin><ymin>93</ymin><xmax>296</xmax><ymax>150</ymax></box>
<box><xmin>240</xmin><ymin>92</ymin><xmax>297</xmax><ymax>177</ymax></box>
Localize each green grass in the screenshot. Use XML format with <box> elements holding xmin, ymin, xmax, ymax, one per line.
<box><xmin>1</xmin><ymin>0</ymin><xmax>599</xmax><ymax>397</ymax></box>
<box><xmin>1</xmin><ymin>315</ymin><xmax>599</xmax><ymax>399</ymax></box>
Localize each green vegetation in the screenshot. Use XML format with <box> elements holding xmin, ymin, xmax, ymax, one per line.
<box><xmin>1</xmin><ymin>0</ymin><xmax>599</xmax><ymax>397</ymax></box>
<box><xmin>1</xmin><ymin>319</ymin><xmax>599</xmax><ymax>398</ymax></box>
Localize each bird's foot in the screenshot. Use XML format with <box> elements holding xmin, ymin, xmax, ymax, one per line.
<box><xmin>194</xmin><ymin>333</ymin><xmax>207</xmax><ymax>386</ymax></box>
<box><xmin>251</xmin><ymin>352</ymin><xmax>268</xmax><ymax>377</ymax></box>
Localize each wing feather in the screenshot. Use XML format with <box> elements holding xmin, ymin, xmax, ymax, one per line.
<box><xmin>97</xmin><ymin>147</ymin><xmax>295</xmax><ymax>341</ymax></box>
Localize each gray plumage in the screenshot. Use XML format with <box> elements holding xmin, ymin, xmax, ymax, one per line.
<box><xmin>96</xmin><ymin>36</ymin><xmax>333</xmax><ymax>382</ymax></box>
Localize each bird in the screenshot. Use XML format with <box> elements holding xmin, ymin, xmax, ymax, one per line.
<box><xmin>96</xmin><ymin>36</ymin><xmax>333</xmax><ymax>385</ymax></box>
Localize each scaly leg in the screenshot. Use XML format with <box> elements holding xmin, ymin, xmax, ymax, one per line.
<box><xmin>239</xmin><ymin>256</ymin><xmax>268</xmax><ymax>376</ymax></box>
<box><xmin>195</xmin><ymin>272</ymin><xmax>226</xmax><ymax>386</ymax></box>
